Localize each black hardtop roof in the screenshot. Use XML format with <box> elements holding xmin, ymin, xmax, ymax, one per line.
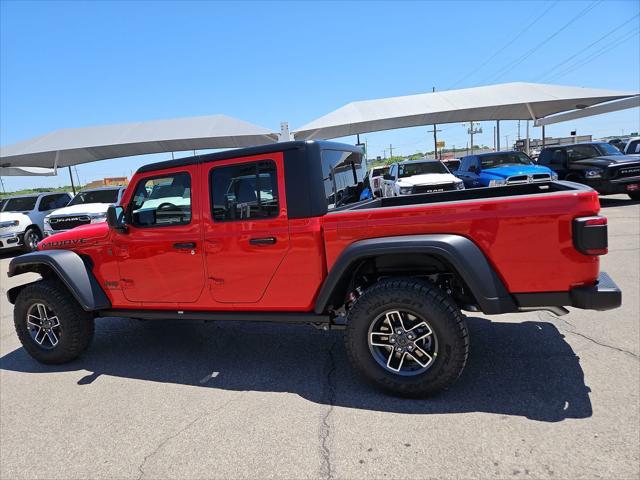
<box><xmin>136</xmin><ymin>140</ymin><xmax>362</xmax><ymax>175</ymax></box>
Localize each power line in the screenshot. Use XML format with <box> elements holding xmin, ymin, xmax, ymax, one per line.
<box><xmin>535</xmin><ymin>13</ymin><xmax>640</xmax><ymax>82</ymax></box>
<box><xmin>547</xmin><ymin>27</ymin><xmax>639</xmax><ymax>81</ymax></box>
<box><xmin>450</xmin><ymin>1</ymin><xmax>558</xmax><ymax>88</ymax></box>
<box><xmin>482</xmin><ymin>0</ymin><xmax>602</xmax><ymax>84</ymax></box>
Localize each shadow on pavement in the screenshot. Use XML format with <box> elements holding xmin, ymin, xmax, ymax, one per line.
<box><xmin>0</xmin><ymin>249</ymin><xmax>22</xmax><ymax>260</ymax></box>
<box><xmin>0</xmin><ymin>316</ymin><xmax>592</xmax><ymax>422</ymax></box>
<box><xmin>599</xmin><ymin>196</ymin><xmax>640</xmax><ymax>208</ymax></box>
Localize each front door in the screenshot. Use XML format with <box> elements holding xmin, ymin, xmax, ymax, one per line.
<box><xmin>203</xmin><ymin>154</ymin><xmax>290</xmax><ymax>303</ymax></box>
<box><xmin>114</xmin><ymin>166</ymin><xmax>205</xmax><ymax>303</ymax></box>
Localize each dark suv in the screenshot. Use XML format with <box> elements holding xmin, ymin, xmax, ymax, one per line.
<box><xmin>538</xmin><ymin>142</ymin><xmax>640</xmax><ymax>200</ymax></box>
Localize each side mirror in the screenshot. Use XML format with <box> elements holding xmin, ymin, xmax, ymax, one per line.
<box><xmin>106</xmin><ymin>205</ymin><xmax>128</xmax><ymax>232</ymax></box>
<box><xmin>468</xmin><ymin>165</ymin><xmax>479</xmax><ymax>174</ymax></box>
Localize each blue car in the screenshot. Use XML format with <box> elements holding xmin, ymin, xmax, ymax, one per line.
<box><xmin>455</xmin><ymin>151</ymin><xmax>557</xmax><ymax>188</ymax></box>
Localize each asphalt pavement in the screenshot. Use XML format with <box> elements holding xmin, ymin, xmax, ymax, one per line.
<box><xmin>1</xmin><ymin>194</ymin><xmax>638</xmax><ymax>480</ymax></box>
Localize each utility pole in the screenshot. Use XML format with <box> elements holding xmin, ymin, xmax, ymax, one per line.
<box><xmin>68</xmin><ymin>166</ymin><xmax>76</xmax><ymax>195</ymax></box>
<box><xmin>505</xmin><ymin>135</ymin><xmax>510</xmax><ymax>149</ymax></box>
<box><xmin>517</xmin><ymin>120</ymin><xmax>521</xmax><ymax>140</ymax></box>
<box><xmin>432</xmin><ymin>86</ymin><xmax>437</xmax><ymax>158</ymax></box>
<box><xmin>467</xmin><ymin>122</ymin><xmax>482</xmax><ymax>154</ymax></box>
<box><xmin>389</xmin><ymin>144</ymin><xmax>393</xmax><ymax>159</ymax></box>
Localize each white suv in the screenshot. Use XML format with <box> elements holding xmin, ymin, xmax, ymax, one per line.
<box><xmin>382</xmin><ymin>159</ymin><xmax>464</xmax><ymax>197</ymax></box>
<box><xmin>0</xmin><ymin>192</ymin><xmax>72</xmax><ymax>251</ymax></box>
<box><xmin>44</xmin><ymin>186</ymin><xmax>125</xmax><ymax>236</ymax></box>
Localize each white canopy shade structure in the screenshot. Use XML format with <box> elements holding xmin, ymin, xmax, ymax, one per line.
<box><xmin>0</xmin><ymin>114</ymin><xmax>278</xmax><ymax>168</ymax></box>
<box><xmin>293</xmin><ymin>82</ymin><xmax>640</xmax><ymax>140</ymax></box>
<box><xmin>0</xmin><ymin>166</ymin><xmax>56</xmax><ymax>176</ymax></box>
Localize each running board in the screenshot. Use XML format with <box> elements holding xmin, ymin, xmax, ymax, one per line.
<box><xmin>98</xmin><ymin>309</ymin><xmax>332</xmax><ymax>325</ymax></box>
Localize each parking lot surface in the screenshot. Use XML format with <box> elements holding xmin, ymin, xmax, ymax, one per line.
<box><xmin>0</xmin><ymin>195</ymin><xmax>638</xmax><ymax>480</ymax></box>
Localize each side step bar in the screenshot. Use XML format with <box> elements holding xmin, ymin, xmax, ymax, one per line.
<box><xmin>97</xmin><ymin>309</ymin><xmax>346</xmax><ymax>329</ymax></box>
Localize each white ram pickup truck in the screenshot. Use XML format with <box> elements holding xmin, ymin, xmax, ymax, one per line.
<box><xmin>44</xmin><ymin>187</ymin><xmax>125</xmax><ymax>236</ymax></box>
<box><xmin>382</xmin><ymin>159</ymin><xmax>464</xmax><ymax>197</ymax></box>
<box><xmin>0</xmin><ymin>192</ymin><xmax>72</xmax><ymax>251</ymax></box>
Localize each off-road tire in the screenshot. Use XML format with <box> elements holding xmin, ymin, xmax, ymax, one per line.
<box><xmin>14</xmin><ymin>280</ymin><xmax>95</xmax><ymax>364</ymax></box>
<box><xmin>344</xmin><ymin>277</ymin><xmax>469</xmax><ymax>397</ymax></box>
<box><xmin>628</xmin><ymin>192</ymin><xmax>640</xmax><ymax>201</ymax></box>
<box><xmin>22</xmin><ymin>227</ymin><xmax>41</xmax><ymax>252</ymax></box>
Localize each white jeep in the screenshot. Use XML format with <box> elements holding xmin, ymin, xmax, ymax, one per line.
<box><xmin>382</xmin><ymin>159</ymin><xmax>464</xmax><ymax>197</ymax></box>
<box><xmin>0</xmin><ymin>192</ymin><xmax>72</xmax><ymax>251</ymax></box>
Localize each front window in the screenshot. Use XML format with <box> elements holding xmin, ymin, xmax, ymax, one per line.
<box><xmin>566</xmin><ymin>145</ymin><xmax>602</xmax><ymax>161</ymax></box>
<box><xmin>130</xmin><ymin>172</ymin><xmax>191</xmax><ymax>227</ymax></box>
<box><xmin>595</xmin><ymin>142</ymin><xmax>623</xmax><ymax>156</ymax></box>
<box><xmin>322</xmin><ymin>149</ymin><xmax>365</xmax><ymax>209</ymax></box>
<box><xmin>2</xmin><ymin>196</ymin><xmax>38</xmax><ymax>212</ymax></box>
<box><xmin>626</xmin><ymin>140</ymin><xmax>640</xmax><ymax>155</ymax></box>
<box><xmin>479</xmin><ymin>152</ymin><xmax>532</xmax><ymax>169</ymax></box>
<box><xmin>399</xmin><ymin>161</ymin><xmax>448</xmax><ymax>177</ymax></box>
<box><xmin>68</xmin><ymin>189</ymin><xmax>120</xmax><ymax>206</ymax></box>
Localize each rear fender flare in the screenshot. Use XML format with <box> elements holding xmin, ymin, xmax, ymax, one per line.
<box><xmin>314</xmin><ymin>234</ymin><xmax>517</xmax><ymax>315</ymax></box>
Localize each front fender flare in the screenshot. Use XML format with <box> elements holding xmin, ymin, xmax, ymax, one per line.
<box><xmin>7</xmin><ymin>250</ymin><xmax>111</xmax><ymax>311</ymax></box>
<box><xmin>314</xmin><ymin>234</ymin><xmax>517</xmax><ymax>315</ymax></box>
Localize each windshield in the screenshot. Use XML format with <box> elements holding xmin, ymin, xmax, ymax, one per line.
<box><xmin>2</xmin><ymin>196</ymin><xmax>38</xmax><ymax>212</ymax></box>
<box><xmin>596</xmin><ymin>142</ymin><xmax>623</xmax><ymax>156</ymax></box>
<box><xmin>399</xmin><ymin>162</ymin><xmax>448</xmax><ymax>177</ymax></box>
<box><xmin>68</xmin><ymin>189</ymin><xmax>120</xmax><ymax>206</ymax></box>
<box><xmin>372</xmin><ymin>167</ymin><xmax>389</xmax><ymax>177</ymax></box>
<box><xmin>480</xmin><ymin>152</ymin><xmax>532</xmax><ymax>169</ymax></box>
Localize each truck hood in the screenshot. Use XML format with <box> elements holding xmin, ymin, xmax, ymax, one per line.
<box><xmin>46</xmin><ymin>203</ymin><xmax>111</xmax><ymax>217</ymax></box>
<box><xmin>397</xmin><ymin>173</ymin><xmax>460</xmax><ymax>186</ymax></box>
<box><xmin>39</xmin><ymin>222</ymin><xmax>110</xmax><ymax>250</ymax></box>
<box><xmin>572</xmin><ymin>155</ymin><xmax>640</xmax><ymax>168</ymax></box>
<box><xmin>482</xmin><ymin>164</ymin><xmax>552</xmax><ymax>179</ymax></box>
<box><xmin>0</xmin><ymin>211</ymin><xmax>30</xmax><ymax>228</ymax></box>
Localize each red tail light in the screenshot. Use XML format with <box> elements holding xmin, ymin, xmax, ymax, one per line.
<box><xmin>573</xmin><ymin>216</ymin><xmax>608</xmax><ymax>256</ymax></box>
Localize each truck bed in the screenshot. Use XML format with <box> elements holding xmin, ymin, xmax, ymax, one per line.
<box><xmin>322</xmin><ymin>181</ymin><xmax>600</xmax><ymax>294</ymax></box>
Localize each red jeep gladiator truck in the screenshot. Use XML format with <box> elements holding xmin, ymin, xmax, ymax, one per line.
<box><xmin>7</xmin><ymin>141</ymin><xmax>621</xmax><ymax>396</ymax></box>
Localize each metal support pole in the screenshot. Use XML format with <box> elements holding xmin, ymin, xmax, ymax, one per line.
<box><xmin>496</xmin><ymin>120</ymin><xmax>500</xmax><ymax>151</ymax></box>
<box><xmin>542</xmin><ymin>125</ymin><xmax>546</xmax><ymax>147</ymax></box>
<box><xmin>525</xmin><ymin>120</ymin><xmax>530</xmax><ymax>155</ymax></box>
<box><xmin>470</xmin><ymin>123</ymin><xmax>474</xmax><ymax>154</ymax></box>
<box><xmin>68</xmin><ymin>166</ymin><xmax>76</xmax><ymax>195</ymax></box>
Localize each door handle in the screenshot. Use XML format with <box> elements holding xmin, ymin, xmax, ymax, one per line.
<box><xmin>173</xmin><ymin>242</ymin><xmax>196</xmax><ymax>249</ymax></box>
<box><xmin>249</xmin><ymin>237</ymin><xmax>276</xmax><ymax>246</ymax></box>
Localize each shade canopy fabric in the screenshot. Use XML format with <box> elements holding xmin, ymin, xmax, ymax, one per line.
<box><xmin>293</xmin><ymin>82</ymin><xmax>639</xmax><ymax>140</ymax></box>
<box><xmin>0</xmin><ymin>166</ymin><xmax>56</xmax><ymax>176</ymax></box>
<box><xmin>0</xmin><ymin>114</ymin><xmax>278</xmax><ymax>168</ymax></box>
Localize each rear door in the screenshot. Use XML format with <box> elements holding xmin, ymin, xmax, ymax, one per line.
<box><xmin>114</xmin><ymin>166</ymin><xmax>206</xmax><ymax>303</ymax></box>
<box><xmin>203</xmin><ymin>153</ymin><xmax>290</xmax><ymax>303</ymax></box>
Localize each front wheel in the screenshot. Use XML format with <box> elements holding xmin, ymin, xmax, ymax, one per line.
<box><xmin>14</xmin><ymin>280</ymin><xmax>95</xmax><ymax>364</ymax></box>
<box><xmin>22</xmin><ymin>227</ymin><xmax>41</xmax><ymax>252</ymax></box>
<box><xmin>344</xmin><ymin>278</ymin><xmax>469</xmax><ymax>397</ymax></box>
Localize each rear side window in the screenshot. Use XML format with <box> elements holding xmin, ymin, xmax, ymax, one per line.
<box><xmin>130</xmin><ymin>172</ymin><xmax>191</xmax><ymax>227</ymax></box>
<box><xmin>211</xmin><ymin>160</ymin><xmax>279</xmax><ymax>222</ymax></box>
<box><xmin>322</xmin><ymin>149</ymin><xmax>365</xmax><ymax>209</ymax></box>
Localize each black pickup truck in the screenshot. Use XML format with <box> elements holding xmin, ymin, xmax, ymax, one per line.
<box><xmin>537</xmin><ymin>142</ymin><xmax>640</xmax><ymax>200</ymax></box>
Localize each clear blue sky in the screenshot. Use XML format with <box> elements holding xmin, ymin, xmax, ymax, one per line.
<box><xmin>1</xmin><ymin>0</ymin><xmax>639</xmax><ymax>191</ymax></box>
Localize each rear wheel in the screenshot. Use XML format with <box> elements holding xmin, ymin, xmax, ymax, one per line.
<box><xmin>22</xmin><ymin>227</ymin><xmax>41</xmax><ymax>252</ymax></box>
<box><xmin>344</xmin><ymin>278</ymin><xmax>469</xmax><ymax>397</ymax></box>
<box><xmin>629</xmin><ymin>192</ymin><xmax>640</xmax><ymax>200</ymax></box>
<box><xmin>14</xmin><ymin>280</ymin><xmax>95</xmax><ymax>364</ymax></box>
